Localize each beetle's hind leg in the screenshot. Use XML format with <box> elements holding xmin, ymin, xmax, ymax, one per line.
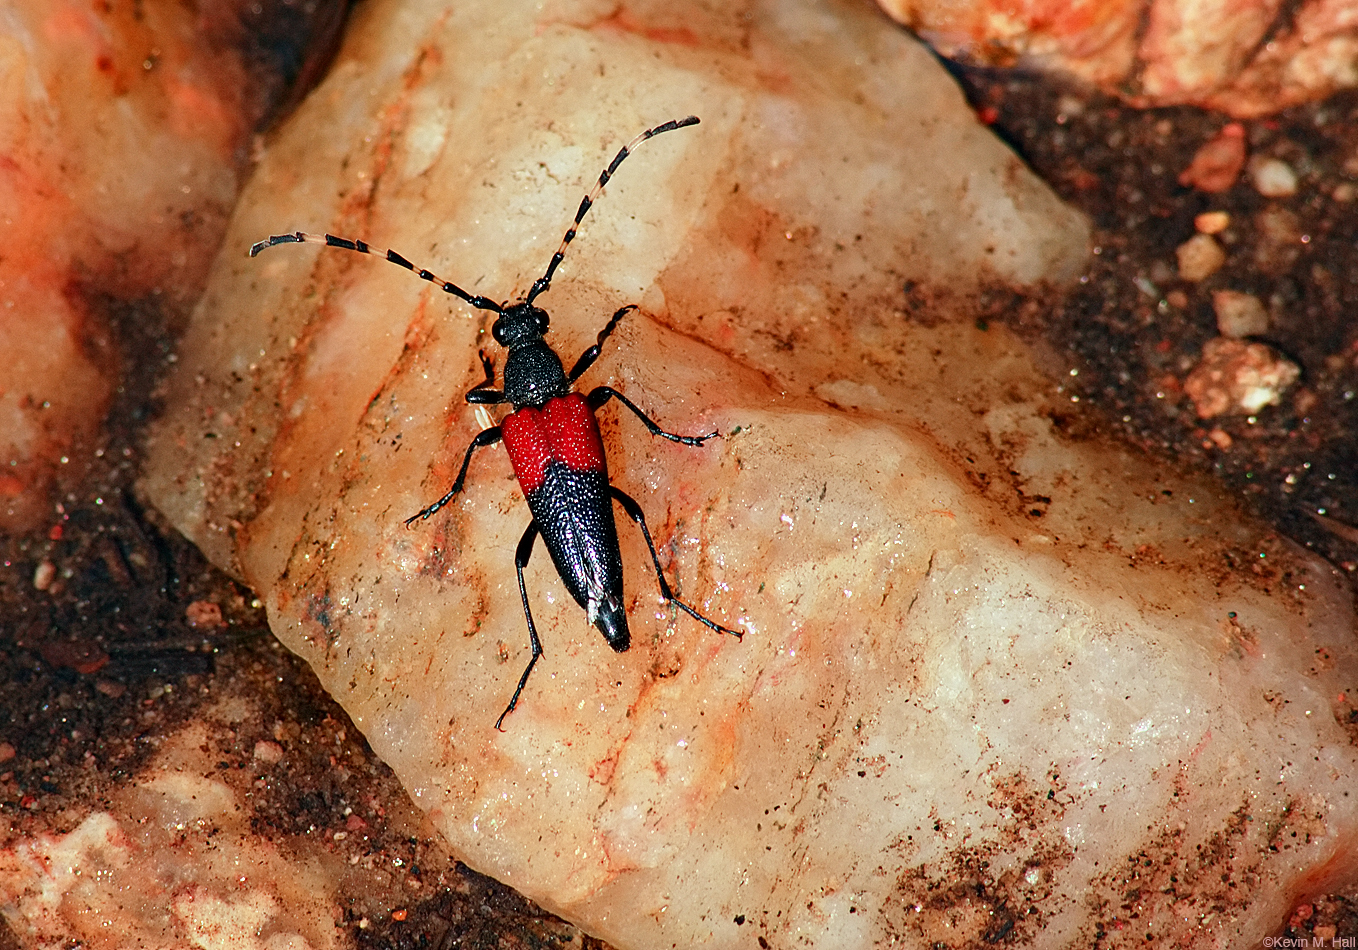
<box><xmin>497</xmin><ymin>520</ymin><xmax>545</xmax><ymax>730</ymax></box>
<box><xmin>609</xmin><ymin>487</ymin><xmax>741</xmax><ymax>640</ymax></box>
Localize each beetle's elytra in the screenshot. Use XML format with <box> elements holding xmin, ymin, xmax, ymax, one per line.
<box><xmin>251</xmin><ymin>116</ymin><xmax>741</xmax><ymax>729</ymax></box>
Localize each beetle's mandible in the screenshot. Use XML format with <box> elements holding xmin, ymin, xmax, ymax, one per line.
<box><xmin>251</xmin><ymin>116</ymin><xmax>741</xmax><ymax>729</ymax></box>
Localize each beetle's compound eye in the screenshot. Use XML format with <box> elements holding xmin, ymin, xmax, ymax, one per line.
<box><xmin>534</xmin><ymin>309</ymin><xmax>550</xmax><ymax>334</ymax></box>
<box><xmin>491</xmin><ymin>317</ymin><xmax>510</xmax><ymax>346</ymax></box>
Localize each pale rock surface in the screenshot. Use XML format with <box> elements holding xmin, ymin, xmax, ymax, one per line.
<box><xmin>139</xmin><ymin>0</ymin><xmax>1358</xmax><ymax>948</ymax></box>
<box><xmin>877</xmin><ymin>0</ymin><xmax>1358</xmax><ymax>117</ymax></box>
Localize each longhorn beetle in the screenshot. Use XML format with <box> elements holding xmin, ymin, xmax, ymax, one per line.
<box><xmin>251</xmin><ymin>116</ymin><xmax>741</xmax><ymax>729</ymax></box>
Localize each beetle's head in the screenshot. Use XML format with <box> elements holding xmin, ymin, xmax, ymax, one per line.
<box><xmin>492</xmin><ymin>303</ymin><xmax>549</xmax><ymax>347</ymax></box>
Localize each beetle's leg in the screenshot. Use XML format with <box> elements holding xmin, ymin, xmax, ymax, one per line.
<box><xmin>568</xmin><ymin>305</ymin><xmax>636</xmax><ymax>382</ymax></box>
<box><xmin>497</xmin><ymin>520</ymin><xmax>545</xmax><ymax>730</ymax></box>
<box><xmin>467</xmin><ymin>350</ymin><xmax>507</xmax><ymax>404</ymax></box>
<box><xmin>404</xmin><ymin>426</ymin><xmax>503</xmax><ymax>525</ymax></box>
<box><xmin>609</xmin><ymin>486</ymin><xmax>741</xmax><ymax>640</ymax></box>
<box><xmin>588</xmin><ymin>386</ymin><xmax>718</xmax><ymax>446</ymax></box>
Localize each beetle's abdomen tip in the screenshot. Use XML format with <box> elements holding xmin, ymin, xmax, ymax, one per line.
<box><xmin>596</xmin><ymin>605</ymin><xmax>631</xmax><ymax>653</ymax></box>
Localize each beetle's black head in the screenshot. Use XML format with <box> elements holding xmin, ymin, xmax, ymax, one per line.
<box><xmin>595</xmin><ymin>601</ymin><xmax>631</xmax><ymax>653</ymax></box>
<box><xmin>492</xmin><ymin>303</ymin><xmax>550</xmax><ymax>348</ymax></box>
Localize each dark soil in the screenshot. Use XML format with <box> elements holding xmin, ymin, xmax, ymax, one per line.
<box><xmin>960</xmin><ymin>70</ymin><xmax>1358</xmax><ymax>577</ymax></box>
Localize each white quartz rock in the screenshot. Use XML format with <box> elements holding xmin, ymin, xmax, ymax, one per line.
<box><xmin>140</xmin><ymin>0</ymin><xmax>1358</xmax><ymax>947</ymax></box>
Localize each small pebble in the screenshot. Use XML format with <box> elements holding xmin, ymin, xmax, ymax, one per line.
<box><xmin>1179</xmin><ymin>123</ymin><xmax>1246</xmax><ymax>193</ymax></box>
<box><xmin>33</xmin><ymin>560</ymin><xmax>56</xmax><ymax>591</ymax></box>
<box><xmin>254</xmin><ymin>740</ymin><xmax>285</xmax><ymax>764</ymax></box>
<box><xmin>1212</xmin><ymin>290</ymin><xmax>1269</xmax><ymax>338</ymax></box>
<box><xmin>95</xmin><ymin>679</ymin><xmax>127</xmax><ymax>699</ymax></box>
<box><xmin>1184</xmin><ymin>338</ymin><xmax>1300</xmax><ymax>418</ymax></box>
<box><xmin>1055</xmin><ymin>93</ymin><xmax>1085</xmax><ymax>121</ymax></box>
<box><xmin>1175</xmin><ymin>234</ymin><xmax>1226</xmax><ymax>282</ymax></box>
<box><xmin>1250</xmin><ymin>157</ymin><xmax>1298</xmax><ymax>197</ymax></box>
<box><xmin>1253</xmin><ymin>205</ymin><xmax>1302</xmax><ymax>272</ymax></box>
<box><xmin>1205</xmin><ymin>429</ymin><xmax>1233</xmax><ymax>450</ymax></box>
<box><xmin>1194</xmin><ymin>211</ymin><xmax>1230</xmax><ymax>234</ymax></box>
<box><xmin>186</xmin><ymin>599</ymin><xmax>224</xmax><ymax>629</ymax></box>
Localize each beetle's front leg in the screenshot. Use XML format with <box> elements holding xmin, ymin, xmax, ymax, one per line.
<box><xmin>404</xmin><ymin>426</ymin><xmax>503</xmax><ymax>525</ymax></box>
<box><xmin>467</xmin><ymin>350</ymin><xmax>506</xmax><ymax>404</ymax></box>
